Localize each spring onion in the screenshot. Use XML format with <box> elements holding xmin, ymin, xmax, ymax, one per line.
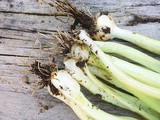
<box><xmin>49</xmin><ymin>70</ymin><xmax>137</xmax><ymax>120</ymax></box>
<box><xmin>48</xmin><ymin>85</ymin><xmax>92</xmax><ymax>120</ymax></box>
<box><xmin>93</xmin><ymin>14</ymin><xmax>160</xmax><ymax>55</ymax></box>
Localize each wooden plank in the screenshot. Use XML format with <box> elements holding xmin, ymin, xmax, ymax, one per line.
<box><xmin>0</xmin><ymin>0</ymin><xmax>160</xmax><ymax>120</ymax></box>
<box><xmin>0</xmin><ymin>0</ymin><xmax>159</xmax><ymax>16</ymax></box>
<box><xmin>0</xmin><ymin>90</ymin><xmax>79</xmax><ymax>120</ymax></box>
<box><xmin>0</xmin><ymin>13</ymin><xmax>67</xmax><ymax>32</ymax></box>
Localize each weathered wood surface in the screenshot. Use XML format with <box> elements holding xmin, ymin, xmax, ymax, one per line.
<box><xmin>0</xmin><ymin>0</ymin><xmax>160</xmax><ymax>120</ymax></box>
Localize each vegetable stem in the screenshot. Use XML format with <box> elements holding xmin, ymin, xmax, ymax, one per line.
<box><xmin>48</xmin><ymin>86</ymin><xmax>92</xmax><ymax>120</ymax></box>
<box><xmin>113</xmin><ymin>26</ymin><xmax>160</xmax><ymax>55</ymax></box>
<box><xmin>89</xmin><ymin>65</ymin><xmax>160</xmax><ymax>113</ymax></box>
<box><xmin>112</xmin><ymin>57</ymin><xmax>160</xmax><ymax>89</ymax></box>
<box><xmin>88</xmin><ymin>52</ymin><xmax>160</xmax><ymax>89</ymax></box>
<box><xmin>95</xmin><ymin>41</ymin><xmax>160</xmax><ymax>73</ymax></box>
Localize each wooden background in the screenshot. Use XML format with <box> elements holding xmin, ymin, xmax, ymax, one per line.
<box><xmin>0</xmin><ymin>0</ymin><xmax>160</xmax><ymax>120</ymax></box>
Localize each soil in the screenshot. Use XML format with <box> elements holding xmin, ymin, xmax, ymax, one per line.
<box><xmin>30</xmin><ymin>60</ymin><xmax>55</xmax><ymax>86</ymax></box>
<box><xmin>127</xmin><ymin>14</ymin><xmax>160</xmax><ymax>26</ymax></box>
<box><xmin>76</xmin><ymin>60</ymin><xmax>88</xmax><ymax>68</ymax></box>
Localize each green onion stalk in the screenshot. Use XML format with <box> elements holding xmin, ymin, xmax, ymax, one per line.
<box><xmin>91</xmin><ymin>53</ymin><xmax>160</xmax><ymax>89</ymax></box>
<box><xmin>64</xmin><ymin>59</ymin><xmax>160</xmax><ymax>120</ymax></box>
<box><xmin>48</xmin><ymin>70</ymin><xmax>137</xmax><ymax>120</ymax></box>
<box><xmin>95</xmin><ymin>41</ymin><xmax>160</xmax><ymax>73</ymax></box>
<box><xmin>88</xmin><ymin>64</ymin><xmax>160</xmax><ymax>113</ymax></box>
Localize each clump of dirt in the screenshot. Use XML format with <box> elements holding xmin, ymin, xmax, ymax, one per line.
<box><xmin>127</xmin><ymin>14</ymin><xmax>160</xmax><ymax>26</ymax></box>
<box><xmin>31</xmin><ymin>61</ymin><xmax>52</xmax><ymax>82</ymax></box>
<box><xmin>76</xmin><ymin>60</ymin><xmax>88</xmax><ymax>68</ymax></box>
<box><xmin>22</xmin><ymin>75</ymin><xmax>30</xmax><ymax>84</ymax></box>
<box><xmin>39</xmin><ymin>103</ymin><xmax>49</xmax><ymax>113</ymax></box>
<box><xmin>38</xmin><ymin>102</ymin><xmax>54</xmax><ymax>113</ymax></box>
<box><xmin>9</xmin><ymin>4</ymin><xmax>14</xmax><ymax>8</ymax></box>
<box><xmin>30</xmin><ymin>58</ymin><xmax>56</xmax><ymax>88</ymax></box>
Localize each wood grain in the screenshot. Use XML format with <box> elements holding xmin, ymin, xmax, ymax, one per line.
<box><xmin>0</xmin><ymin>0</ymin><xmax>160</xmax><ymax>120</ymax></box>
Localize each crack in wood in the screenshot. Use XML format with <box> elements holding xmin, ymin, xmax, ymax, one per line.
<box><xmin>0</xmin><ymin>89</ymin><xmax>28</xmax><ymax>94</ymax></box>
<box><xmin>11</xmin><ymin>46</ymin><xmax>47</xmax><ymax>49</ymax></box>
<box><xmin>0</xmin><ymin>36</ymin><xmax>25</xmax><ymax>41</ymax></box>
<box><xmin>0</xmin><ymin>27</ymin><xmax>38</xmax><ymax>33</ymax></box>
<box><xmin>0</xmin><ymin>62</ymin><xmax>30</xmax><ymax>67</ymax></box>
<box><xmin>0</xmin><ymin>27</ymin><xmax>57</xmax><ymax>35</ymax></box>
<box><xmin>0</xmin><ymin>10</ymin><xmax>67</xmax><ymax>16</ymax></box>
<box><xmin>131</xmin><ymin>3</ymin><xmax>160</xmax><ymax>7</ymax></box>
<box><xmin>0</xmin><ymin>54</ymin><xmax>32</xmax><ymax>58</ymax></box>
<box><xmin>0</xmin><ymin>36</ymin><xmax>33</xmax><ymax>42</ymax></box>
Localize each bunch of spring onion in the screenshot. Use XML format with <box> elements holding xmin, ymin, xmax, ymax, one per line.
<box><xmin>46</xmin><ymin>28</ymin><xmax>160</xmax><ymax>119</ymax></box>
<box><xmin>40</xmin><ymin>0</ymin><xmax>160</xmax><ymax>119</ymax></box>
<box><xmin>45</xmin><ymin>29</ymin><xmax>160</xmax><ymax>120</ymax></box>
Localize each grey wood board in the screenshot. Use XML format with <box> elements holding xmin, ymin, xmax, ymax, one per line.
<box><xmin>0</xmin><ymin>0</ymin><xmax>160</xmax><ymax>120</ymax></box>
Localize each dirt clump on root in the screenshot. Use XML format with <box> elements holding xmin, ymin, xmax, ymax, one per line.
<box><xmin>30</xmin><ymin>60</ymin><xmax>59</xmax><ymax>94</ymax></box>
